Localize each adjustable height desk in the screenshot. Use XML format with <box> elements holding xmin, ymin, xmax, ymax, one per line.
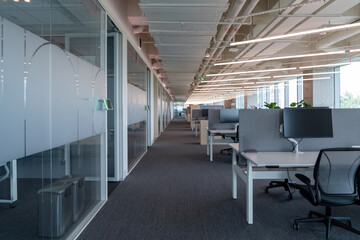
<box><xmin>229</xmin><ymin>143</ymin><xmax>318</xmax><ymax>224</ymax></box>
<box><xmin>206</xmin><ymin>128</ymin><xmax>237</xmax><ymax>161</ymax></box>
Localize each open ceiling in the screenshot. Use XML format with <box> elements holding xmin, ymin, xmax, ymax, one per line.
<box><xmin>138</xmin><ymin>0</ymin><xmax>360</xmax><ymax>103</ymax></box>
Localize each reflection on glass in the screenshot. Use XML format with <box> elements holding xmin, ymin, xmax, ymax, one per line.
<box><xmin>0</xmin><ymin>0</ymin><xmax>105</xmax><ymax>239</ymax></box>
<box><xmin>127</xmin><ymin>43</ymin><xmax>147</xmax><ymax>171</ymax></box>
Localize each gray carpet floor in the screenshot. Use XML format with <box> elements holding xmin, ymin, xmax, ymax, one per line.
<box><xmin>78</xmin><ymin>117</ymin><xmax>360</xmax><ymax>240</ymax></box>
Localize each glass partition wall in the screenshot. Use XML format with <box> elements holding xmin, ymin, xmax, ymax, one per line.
<box><xmin>0</xmin><ymin>1</ymin><xmax>106</xmax><ymax>239</ymax></box>
<box><xmin>127</xmin><ymin>43</ymin><xmax>147</xmax><ymax>171</ymax></box>
<box><xmin>107</xmin><ymin>20</ymin><xmax>122</xmax><ymax>182</ymax></box>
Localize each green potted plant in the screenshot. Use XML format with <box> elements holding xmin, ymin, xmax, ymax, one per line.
<box><xmin>290</xmin><ymin>100</ymin><xmax>311</xmax><ymax>108</ymax></box>
<box><xmin>264</xmin><ymin>102</ymin><xmax>281</xmax><ymax>109</ymax></box>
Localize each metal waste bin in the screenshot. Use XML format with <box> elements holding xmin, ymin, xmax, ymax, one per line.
<box><xmin>57</xmin><ymin>175</ymin><xmax>85</xmax><ymax>222</ymax></box>
<box><xmin>38</xmin><ymin>182</ymin><xmax>73</xmax><ymax>238</ymax></box>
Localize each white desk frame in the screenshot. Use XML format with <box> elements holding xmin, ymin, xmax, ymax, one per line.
<box><xmin>0</xmin><ymin>159</ymin><xmax>18</xmax><ymax>205</ymax></box>
<box><xmin>194</xmin><ymin>120</ymin><xmax>200</xmax><ymax>137</ymax></box>
<box><xmin>229</xmin><ymin>143</ymin><xmax>318</xmax><ymax>224</ymax></box>
<box><xmin>206</xmin><ymin>129</ymin><xmax>237</xmax><ymax>161</ymax></box>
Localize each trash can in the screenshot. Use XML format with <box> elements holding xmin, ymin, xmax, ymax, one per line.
<box><xmin>57</xmin><ymin>175</ymin><xmax>85</xmax><ymax>222</ymax></box>
<box><xmin>38</xmin><ymin>182</ymin><xmax>73</xmax><ymax>238</ymax></box>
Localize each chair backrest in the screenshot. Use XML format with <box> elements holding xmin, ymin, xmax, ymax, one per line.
<box><xmin>315</xmin><ymin>148</ymin><xmax>360</xmax><ymax>196</ymax></box>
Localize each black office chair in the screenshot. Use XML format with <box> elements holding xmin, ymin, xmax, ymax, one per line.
<box><xmin>293</xmin><ymin>148</ymin><xmax>360</xmax><ymax>240</ymax></box>
<box><xmin>265</xmin><ymin>177</ymin><xmax>295</xmax><ymax>200</ymax></box>
<box><xmin>220</xmin><ymin>125</ymin><xmax>239</xmax><ymax>155</ymax></box>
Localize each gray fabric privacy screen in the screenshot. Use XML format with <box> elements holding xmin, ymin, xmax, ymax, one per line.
<box><xmin>238</xmin><ymin>109</ymin><xmax>360</xmax><ymax>152</ymax></box>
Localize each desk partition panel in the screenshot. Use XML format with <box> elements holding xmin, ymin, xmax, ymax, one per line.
<box><xmin>208</xmin><ymin>109</ymin><xmax>237</xmax><ymax>130</ymax></box>
<box><xmin>238</xmin><ymin>109</ymin><xmax>360</xmax><ymax>153</ymax></box>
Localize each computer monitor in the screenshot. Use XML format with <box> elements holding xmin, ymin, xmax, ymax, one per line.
<box><xmin>283</xmin><ymin>108</ymin><xmax>333</xmax><ymax>138</ymax></box>
<box><xmin>220</xmin><ymin>109</ymin><xmax>239</xmax><ymax>123</ymax></box>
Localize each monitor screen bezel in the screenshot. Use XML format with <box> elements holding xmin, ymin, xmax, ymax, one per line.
<box><xmin>282</xmin><ymin>107</ymin><xmax>333</xmax><ymax>138</ymax></box>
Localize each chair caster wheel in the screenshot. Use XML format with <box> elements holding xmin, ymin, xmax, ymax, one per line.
<box><xmin>9</xmin><ymin>203</ymin><xmax>16</xmax><ymax>209</ymax></box>
<box><xmin>293</xmin><ymin>223</ymin><xmax>299</xmax><ymax>230</ymax></box>
<box><xmin>288</xmin><ymin>194</ymin><xmax>293</xmax><ymax>200</ymax></box>
<box><xmin>265</xmin><ymin>188</ymin><xmax>269</xmax><ymax>193</ymax></box>
<box><xmin>308</xmin><ymin>213</ymin><xmax>312</xmax><ymax>218</ymax></box>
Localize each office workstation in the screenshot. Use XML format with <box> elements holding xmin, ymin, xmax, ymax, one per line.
<box><xmin>1</xmin><ymin>0</ymin><xmax>360</xmax><ymax>240</ymax></box>
<box><xmin>206</xmin><ymin>109</ymin><xmax>239</xmax><ymax>161</ymax></box>
<box><xmin>229</xmin><ymin>108</ymin><xmax>360</xmax><ymax>237</ymax></box>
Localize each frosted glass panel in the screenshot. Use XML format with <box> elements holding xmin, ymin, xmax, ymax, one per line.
<box><xmin>0</xmin><ymin>1</ymin><xmax>106</xmax><ymax>239</ymax></box>
<box><xmin>127</xmin><ymin>42</ymin><xmax>147</xmax><ymax>170</ymax></box>
<box><xmin>0</xmin><ymin>18</ymin><xmax>25</xmax><ymax>163</ymax></box>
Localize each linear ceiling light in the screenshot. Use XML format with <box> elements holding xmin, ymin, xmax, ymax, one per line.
<box><xmin>230</xmin><ymin>22</ymin><xmax>360</xmax><ymax>47</ymax></box>
<box><xmin>273</xmin><ymin>71</ymin><xmax>338</xmax><ymax>78</ymax></box>
<box><xmin>207</xmin><ymin>62</ymin><xmax>349</xmax><ymax>77</ymax></box>
<box><xmin>299</xmin><ymin>62</ymin><xmax>349</xmax><ymax>69</ymax></box>
<box><xmin>214</xmin><ymin>49</ymin><xmax>360</xmax><ymax>66</ymax></box>
<box><xmin>206</xmin><ymin>67</ymin><xmax>297</xmax><ymax>77</ymax></box>
<box><xmin>201</xmin><ymin>76</ymin><xmax>271</xmax><ymax>83</ymax></box>
<box><xmin>200</xmin><ymin>72</ymin><xmax>337</xmax><ymax>84</ymax></box>
<box><xmin>194</xmin><ymin>87</ymin><xmax>244</xmax><ymax>91</ymax></box>
<box><xmin>198</xmin><ymin>83</ymin><xmax>249</xmax><ymax>87</ymax></box>
<box><xmin>258</xmin><ymin>77</ymin><xmax>330</xmax><ymax>84</ymax></box>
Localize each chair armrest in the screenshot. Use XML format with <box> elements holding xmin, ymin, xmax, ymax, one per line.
<box><xmin>295</xmin><ymin>173</ymin><xmax>317</xmax><ymax>204</ymax></box>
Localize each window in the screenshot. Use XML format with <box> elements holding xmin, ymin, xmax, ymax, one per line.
<box><xmin>340</xmin><ymin>62</ymin><xmax>360</xmax><ymax>108</ymax></box>
<box><xmin>288</xmin><ymin>79</ymin><xmax>298</xmax><ymax>105</ymax></box>
<box><xmin>277</xmin><ymin>82</ymin><xmax>285</xmax><ymax>108</ymax></box>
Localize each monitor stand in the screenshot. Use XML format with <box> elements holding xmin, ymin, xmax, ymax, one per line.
<box><xmin>287</xmin><ymin>138</ymin><xmax>301</xmax><ymax>153</ymax></box>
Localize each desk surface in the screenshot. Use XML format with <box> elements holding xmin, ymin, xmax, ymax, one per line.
<box><xmin>241</xmin><ymin>151</ymin><xmax>318</xmax><ymax>167</ymax></box>
<box><xmin>208</xmin><ymin>129</ymin><xmax>237</xmax><ymax>134</ymax></box>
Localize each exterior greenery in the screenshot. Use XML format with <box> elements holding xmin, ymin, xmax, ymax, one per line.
<box><xmin>341</xmin><ymin>91</ymin><xmax>360</xmax><ymax>108</ymax></box>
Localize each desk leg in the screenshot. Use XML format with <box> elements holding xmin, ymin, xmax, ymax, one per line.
<box><xmin>246</xmin><ymin>161</ymin><xmax>253</xmax><ymax>224</ymax></box>
<box><xmin>10</xmin><ymin>160</ymin><xmax>17</xmax><ymax>203</ymax></box>
<box><xmin>210</xmin><ymin>133</ymin><xmax>213</xmax><ymax>162</ymax></box>
<box><xmin>206</xmin><ymin>130</ymin><xmax>209</xmax><ymax>155</ymax></box>
<box><xmin>232</xmin><ymin>149</ymin><xmax>237</xmax><ymax>199</ymax></box>
<box><xmin>65</xmin><ymin>144</ymin><xmax>71</xmax><ymax>175</ymax></box>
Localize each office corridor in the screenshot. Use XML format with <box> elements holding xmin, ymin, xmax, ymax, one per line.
<box><xmin>78</xmin><ymin>118</ymin><xmax>360</xmax><ymax>240</ymax></box>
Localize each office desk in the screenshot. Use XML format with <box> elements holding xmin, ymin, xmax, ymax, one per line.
<box><xmin>207</xmin><ymin>129</ymin><xmax>237</xmax><ymax>161</ymax></box>
<box><xmin>228</xmin><ymin>143</ymin><xmax>318</xmax><ymax>224</ymax></box>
